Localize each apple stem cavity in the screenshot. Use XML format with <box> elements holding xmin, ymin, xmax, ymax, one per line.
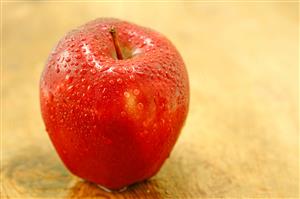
<box><xmin>109</xmin><ymin>27</ymin><xmax>124</xmax><ymax>60</ymax></box>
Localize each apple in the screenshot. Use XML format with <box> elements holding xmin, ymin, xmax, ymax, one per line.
<box><xmin>40</xmin><ymin>18</ymin><xmax>189</xmax><ymax>191</ymax></box>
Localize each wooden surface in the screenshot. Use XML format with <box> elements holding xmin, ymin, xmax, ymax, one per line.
<box><xmin>1</xmin><ymin>1</ymin><xmax>299</xmax><ymax>198</ymax></box>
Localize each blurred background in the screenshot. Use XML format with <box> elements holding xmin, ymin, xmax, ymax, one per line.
<box><xmin>2</xmin><ymin>1</ymin><xmax>299</xmax><ymax>198</ymax></box>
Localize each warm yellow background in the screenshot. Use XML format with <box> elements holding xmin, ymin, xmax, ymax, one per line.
<box><xmin>2</xmin><ymin>1</ymin><xmax>299</xmax><ymax>198</ymax></box>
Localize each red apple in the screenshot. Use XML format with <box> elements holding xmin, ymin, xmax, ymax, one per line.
<box><xmin>40</xmin><ymin>18</ymin><xmax>189</xmax><ymax>190</ymax></box>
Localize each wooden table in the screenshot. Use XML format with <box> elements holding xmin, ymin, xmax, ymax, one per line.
<box><xmin>2</xmin><ymin>1</ymin><xmax>299</xmax><ymax>198</ymax></box>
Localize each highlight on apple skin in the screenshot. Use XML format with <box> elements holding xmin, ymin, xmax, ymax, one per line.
<box><xmin>40</xmin><ymin>18</ymin><xmax>189</xmax><ymax>191</ymax></box>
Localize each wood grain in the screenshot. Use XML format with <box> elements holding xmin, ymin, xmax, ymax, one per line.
<box><xmin>1</xmin><ymin>1</ymin><xmax>299</xmax><ymax>198</ymax></box>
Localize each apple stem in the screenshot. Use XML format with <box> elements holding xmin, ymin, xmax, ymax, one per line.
<box><xmin>109</xmin><ymin>27</ymin><xmax>123</xmax><ymax>60</ymax></box>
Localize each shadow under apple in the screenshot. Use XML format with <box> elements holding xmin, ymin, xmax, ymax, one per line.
<box><xmin>3</xmin><ymin>142</ymin><xmax>233</xmax><ymax>198</ymax></box>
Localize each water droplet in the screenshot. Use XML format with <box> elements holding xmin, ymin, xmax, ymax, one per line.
<box><xmin>75</xmin><ymin>54</ymin><xmax>81</xmax><ymax>59</ymax></box>
<box><xmin>90</xmin><ymin>68</ymin><xmax>97</xmax><ymax>74</ymax></box>
<box><xmin>109</xmin><ymin>80</ymin><xmax>114</xmax><ymax>84</ymax></box>
<box><xmin>67</xmin><ymin>85</ymin><xmax>74</xmax><ymax>91</ymax></box>
<box><xmin>66</xmin><ymin>57</ymin><xmax>71</xmax><ymax>62</ymax></box>
<box><xmin>65</xmin><ymin>75</ymin><xmax>73</xmax><ymax>83</ymax></box>
<box><xmin>121</xmin><ymin>111</ymin><xmax>126</xmax><ymax>117</ymax></box>
<box><xmin>56</xmin><ymin>67</ymin><xmax>60</xmax><ymax>73</ymax></box>
<box><xmin>133</xmin><ymin>89</ymin><xmax>140</xmax><ymax>96</ymax></box>
<box><xmin>89</xmin><ymin>62</ymin><xmax>95</xmax><ymax>67</ymax></box>
<box><xmin>80</xmin><ymin>69</ymin><xmax>87</xmax><ymax>75</ymax></box>
<box><xmin>87</xmin><ymin>56</ymin><xmax>93</xmax><ymax>62</ymax></box>
<box><xmin>124</xmin><ymin>92</ymin><xmax>130</xmax><ymax>98</ymax></box>
<box><xmin>129</xmin><ymin>75</ymin><xmax>135</xmax><ymax>81</ymax></box>
<box><xmin>117</xmin><ymin>78</ymin><xmax>122</xmax><ymax>84</ymax></box>
<box><xmin>137</xmin><ymin>103</ymin><xmax>144</xmax><ymax>110</ymax></box>
<box><xmin>81</xmin><ymin>63</ymin><xmax>87</xmax><ymax>68</ymax></box>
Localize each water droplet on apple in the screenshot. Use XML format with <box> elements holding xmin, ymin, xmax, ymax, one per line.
<box><xmin>124</xmin><ymin>92</ymin><xmax>130</xmax><ymax>98</ymax></box>
<box><xmin>90</xmin><ymin>68</ymin><xmax>97</xmax><ymax>74</ymax></box>
<box><xmin>67</xmin><ymin>85</ymin><xmax>74</xmax><ymax>91</ymax></box>
<box><xmin>137</xmin><ymin>103</ymin><xmax>144</xmax><ymax>110</ymax></box>
<box><xmin>129</xmin><ymin>75</ymin><xmax>135</xmax><ymax>81</ymax></box>
<box><xmin>80</xmin><ymin>69</ymin><xmax>87</xmax><ymax>75</ymax></box>
<box><xmin>121</xmin><ymin>111</ymin><xmax>126</xmax><ymax>117</ymax></box>
<box><xmin>117</xmin><ymin>78</ymin><xmax>122</xmax><ymax>84</ymax></box>
<box><xmin>87</xmin><ymin>55</ymin><xmax>93</xmax><ymax>62</ymax></box>
<box><xmin>89</xmin><ymin>62</ymin><xmax>95</xmax><ymax>67</ymax></box>
<box><xmin>93</xmin><ymin>51</ymin><xmax>99</xmax><ymax>56</ymax></box>
<box><xmin>133</xmin><ymin>89</ymin><xmax>140</xmax><ymax>96</ymax></box>
<box><xmin>75</xmin><ymin>54</ymin><xmax>82</xmax><ymax>59</ymax></box>
<box><xmin>73</xmin><ymin>61</ymin><xmax>79</xmax><ymax>66</ymax></box>
<box><xmin>65</xmin><ymin>75</ymin><xmax>73</xmax><ymax>83</ymax></box>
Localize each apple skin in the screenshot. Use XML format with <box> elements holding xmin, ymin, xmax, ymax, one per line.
<box><xmin>40</xmin><ymin>18</ymin><xmax>189</xmax><ymax>190</ymax></box>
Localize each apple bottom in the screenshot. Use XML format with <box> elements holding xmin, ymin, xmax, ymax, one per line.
<box><xmin>47</xmin><ymin>116</ymin><xmax>183</xmax><ymax>190</ymax></box>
